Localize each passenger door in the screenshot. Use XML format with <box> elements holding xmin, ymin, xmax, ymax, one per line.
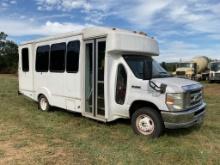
<box><xmin>84</xmin><ymin>38</ymin><xmax>106</xmax><ymax>119</ymax></box>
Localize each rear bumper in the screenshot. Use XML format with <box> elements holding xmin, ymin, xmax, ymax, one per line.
<box><xmin>161</xmin><ymin>103</ymin><xmax>206</xmax><ymax>129</ymax></box>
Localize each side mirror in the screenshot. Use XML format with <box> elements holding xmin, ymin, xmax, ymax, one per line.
<box><xmin>160</xmin><ymin>84</ymin><xmax>167</xmax><ymax>94</ymax></box>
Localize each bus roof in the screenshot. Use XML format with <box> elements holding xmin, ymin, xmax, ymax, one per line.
<box><xmin>20</xmin><ymin>26</ymin><xmax>159</xmax><ymax>56</ymax></box>
<box><xmin>20</xmin><ymin>27</ymin><xmax>152</xmax><ymax>45</ymax></box>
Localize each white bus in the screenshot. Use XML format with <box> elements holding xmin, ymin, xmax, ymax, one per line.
<box><xmin>18</xmin><ymin>27</ymin><xmax>206</xmax><ymax>137</ymax></box>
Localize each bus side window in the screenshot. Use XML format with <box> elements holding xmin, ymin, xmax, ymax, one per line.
<box><xmin>36</xmin><ymin>45</ymin><xmax>50</xmax><ymax>72</ymax></box>
<box><xmin>66</xmin><ymin>41</ymin><xmax>80</xmax><ymax>73</ymax></box>
<box><xmin>21</xmin><ymin>48</ymin><xmax>29</xmax><ymax>72</ymax></box>
<box><xmin>50</xmin><ymin>42</ymin><xmax>66</xmax><ymax>73</ymax></box>
<box><xmin>115</xmin><ymin>64</ymin><xmax>127</xmax><ymax>105</ymax></box>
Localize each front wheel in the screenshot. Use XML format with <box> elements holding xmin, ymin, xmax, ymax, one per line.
<box><xmin>131</xmin><ymin>107</ymin><xmax>164</xmax><ymax>138</ymax></box>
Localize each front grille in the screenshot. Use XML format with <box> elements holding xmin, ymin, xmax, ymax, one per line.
<box><xmin>188</xmin><ymin>89</ymin><xmax>203</xmax><ymax>108</ymax></box>
<box><xmin>176</xmin><ymin>71</ymin><xmax>186</xmax><ymax>75</ymax></box>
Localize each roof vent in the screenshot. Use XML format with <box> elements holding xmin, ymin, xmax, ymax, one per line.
<box><xmin>139</xmin><ymin>32</ymin><xmax>147</xmax><ymax>36</ymax></box>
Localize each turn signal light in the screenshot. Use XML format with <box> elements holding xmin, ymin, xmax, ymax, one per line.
<box><xmin>166</xmin><ymin>95</ymin><xmax>174</xmax><ymax>105</ymax></box>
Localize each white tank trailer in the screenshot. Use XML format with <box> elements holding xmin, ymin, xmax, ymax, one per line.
<box><xmin>192</xmin><ymin>56</ymin><xmax>209</xmax><ymax>74</ymax></box>
<box><xmin>175</xmin><ymin>56</ymin><xmax>209</xmax><ymax>80</ymax></box>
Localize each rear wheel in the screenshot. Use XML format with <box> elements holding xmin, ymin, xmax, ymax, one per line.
<box><xmin>131</xmin><ymin>107</ymin><xmax>164</xmax><ymax>138</ymax></box>
<box><xmin>38</xmin><ymin>95</ymin><xmax>50</xmax><ymax>112</ymax></box>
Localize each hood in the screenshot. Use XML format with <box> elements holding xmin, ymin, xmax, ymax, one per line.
<box><xmin>151</xmin><ymin>77</ymin><xmax>201</xmax><ymax>93</ymax></box>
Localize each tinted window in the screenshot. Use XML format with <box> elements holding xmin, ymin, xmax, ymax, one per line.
<box><xmin>66</xmin><ymin>41</ymin><xmax>80</xmax><ymax>73</ymax></box>
<box><xmin>21</xmin><ymin>48</ymin><xmax>29</xmax><ymax>72</ymax></box>
<box><xmin>124</xmin><ymin>55</ymin><xmax>152</xmax><ymax>79</ymax></box>
<box><xmin>36</xmin><ymin>45</ymin><xmax>49</xmax><ymax>72</ymax></box>
<box><xmin>50</xmin><ymin>42</ymin><xmax>66</xmax><ymax>72</ymax></box>
<box><xmin>124</xmin><ymin>56</ymin><xmax>145</xmax><ymax>79</ymax></box>
<box><xmin>98</xmin><ymin>41</ymin><xmax>106</xmax><ymax>81</ymax></box>
<box><xmin>97</xmin><ymin>41</ymin><xmax>106</xmax><ymax>116</ymax></box>
<box><xmin>116</xmin><ymin>64</ymin><xmax>127</xmax><ymax>105</ymax></box>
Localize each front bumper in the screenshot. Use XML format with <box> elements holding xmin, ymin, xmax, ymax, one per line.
<box><xmin>161</xmin><ymin>103</ymin><xmax>206</xmax><ymax>129</ymax></box>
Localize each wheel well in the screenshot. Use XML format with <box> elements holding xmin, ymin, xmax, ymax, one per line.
<box><xmin>38</xmin><ymin>94</ymin><xmax>46</xmax><ymax>101</ymax></box>
<box><xmin>37</xmin><ymin>93</ymin><xmax>51</xmax><ymax>106</ymax></box>
<box><xmin>129</xmin><ymin>100</ymin><xmax>160</xmax><ymax>118</ymax></box>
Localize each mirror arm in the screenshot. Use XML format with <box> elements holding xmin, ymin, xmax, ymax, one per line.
<box><xmin>149</xmin><ymin>80</ymin><xmax>167</xmax><ymax>94</ymax></box>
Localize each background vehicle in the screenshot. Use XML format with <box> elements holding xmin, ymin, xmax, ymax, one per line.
<box><xmin>209</xmin><ymin>61</ymin><xmax>220</xmax><ymax>82</ymax></box>
<box><xmin>175</xmin><ymin>56</ymin><xmax>209</xmax><ymax>80</ymax></box>
<box><xmin>18</xmin><ymin>27</ymin><xmax>206</xmax><ymax>138</ymax></box>
<box><xmin>175</xmin><ymin>62</ymin><xmax>197</xmax><ymax>79</ymax></box>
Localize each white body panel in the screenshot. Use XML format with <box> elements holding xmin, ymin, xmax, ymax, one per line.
<box><xmin>33</xmin><ymin>36</ymin><xmax>82</xmax><ymax>112</ymax></box>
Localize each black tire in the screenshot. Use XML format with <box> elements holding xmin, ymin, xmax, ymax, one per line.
<box><xmin>38</xmin><ymin>95</ymin><xmax>50</xmax><ymax>112</ymax></box>
<box><xmin>131</xmin><ymin>107</ymin><xmax>164</xmax><ymax>138</ymax></box>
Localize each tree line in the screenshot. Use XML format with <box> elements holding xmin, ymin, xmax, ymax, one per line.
<box><xmin>0</xmin><ymin>32</ymin><xmax>18</xmax><ymax>74</ymax></box>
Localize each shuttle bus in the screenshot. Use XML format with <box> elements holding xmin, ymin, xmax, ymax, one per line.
<box><xmin>18</xmin><ymin>27</ymin><xmax>206</xmax><ymax>137</ymax></box>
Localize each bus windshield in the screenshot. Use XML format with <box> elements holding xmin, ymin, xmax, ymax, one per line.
<box><xmin>123</xmin><ymin>55</ymin><xmax>170</xmax><ymax>79</ymax></box>
<box><xmin>152</xmin><ymin>60</ymin><xmax>170</xmax><ymax>78</ymax></box>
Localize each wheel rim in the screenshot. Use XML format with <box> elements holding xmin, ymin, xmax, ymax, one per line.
<box><xmin>136</xmin><ymin>114</ymin><xmax>155</xmax><ymax>135</ymax></box>
<box><xmin>40</xmin><ymin>97</ymin><xmax>48</xmax><ymax>111</ymax></box>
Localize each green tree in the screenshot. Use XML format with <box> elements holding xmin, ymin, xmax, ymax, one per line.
<box><xmin>0</xmin><ymin>32</ymin><xmax>7</xmax><ymax>41</ymax></box>
<box><xmin>0</xmin><ymin>32</ymin><xmax>18</xmax><ymax>73</ymax></box>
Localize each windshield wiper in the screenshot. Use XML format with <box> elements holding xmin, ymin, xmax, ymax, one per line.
<box><xmin>158</xmin><ymin>72</ymin><xmax>172</xmax><ymax>77</ymax></box>
<box><xmin>159</xmin><ymin>71</ymin><xmax>168</xmax><ymax>74</ymax></box>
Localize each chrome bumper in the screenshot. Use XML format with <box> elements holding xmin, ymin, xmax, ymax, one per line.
<box><xmin>161</xmin><ymin>103</ymin><xmax>206</xmax><ymax>129</ymax></box>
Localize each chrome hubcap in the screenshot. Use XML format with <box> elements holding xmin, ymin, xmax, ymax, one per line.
<box><xmin>136</xmin><ymin>114</ymin><xmax>155</xmax><ymax>135</ymax></box>
<box><xmin>40</xmin><ymin>98</ymin><xmax>47</xmax><ymax>111</ymax></box>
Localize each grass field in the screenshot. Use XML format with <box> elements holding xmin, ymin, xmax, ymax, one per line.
<box><xmin>0</xmin><ymin>74</ymin><xmax>219</xmax><ymax>164</ymax></box>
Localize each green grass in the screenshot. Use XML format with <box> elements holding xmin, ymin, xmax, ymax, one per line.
<box><xmin>0</xmin><ymin>74</ymin><xmax>219</xmax><ymax>164</ymax></box>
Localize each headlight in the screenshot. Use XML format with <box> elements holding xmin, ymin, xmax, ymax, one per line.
<box><xmin>166</xmin><ymin>93</ymin><xmax>185</xmax><ymax>111</ymax></box>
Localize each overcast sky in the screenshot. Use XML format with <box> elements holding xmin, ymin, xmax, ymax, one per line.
<box><xmin>0</xmin><ymin>0</ymin><xmax>220</xmax><ymax>62</ymax></box>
